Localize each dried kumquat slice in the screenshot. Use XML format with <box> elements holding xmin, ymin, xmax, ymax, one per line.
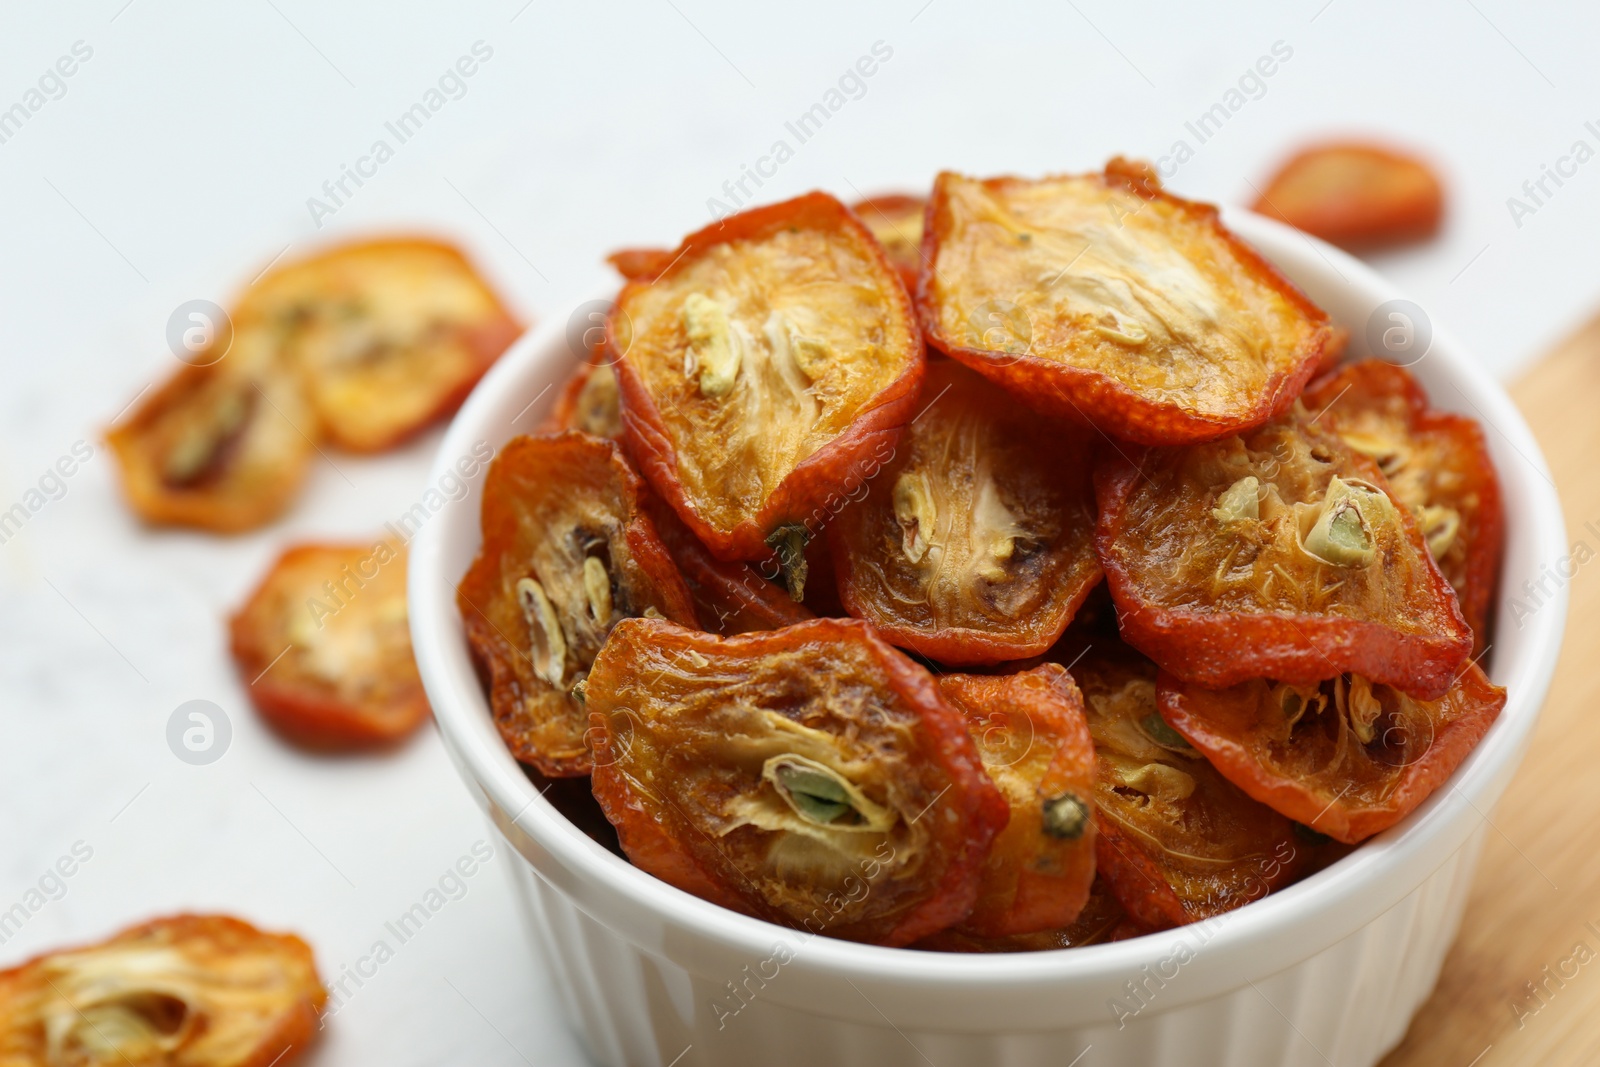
<box><xmin>938</xmin><ymin>664</ymin><xmax>1097</xmax><ymax>937</ymax></box>
<box><xmin>456</xmin><ymin>432</ymin><xmax>696</xmax><ymax>775</ymax></box>
<box><xmin>237</xmin><ymin>238</ymin><xmax>521</xmax><ymax>453</ymax></box>
<box><xmin>585</xmin><ymin>616</ymin><xmax>1008</xmax><ymax>946</ymax></box>
<box><xmin>1076</xmin><ymin>645</ymin><xmax>1303</xmax><ymax>929</ymax></box>
<box><xmin>0</xmin><ymin>914</ymin><xmax>325</xmax><ymax>1067</ymax></box>
<box><xmin>1304</xmin><ymin>359</ymin><xmax>1503</xmax><ymax>652</ymax></box>
<box><xmin>920</xmin><ymin>159</ymin><xmax>1332</xmax><ymax>445</ymax></box>
<box><xmin>1094</xmin><ymin>410</ymin><xmax>1472</xmax><ymax>698</ymax></box>
<box><xmin>1158</xmin><ymin>661</ymin><xmax>1505</xmax><ymax>844</ymax></box>
<box><xmin>230</xmin><ymin>538</ymin><xmax>427</xmax><ymax>749</ymax></box>
<box><xmin>1252</xmin><ymin>142</ymin><xmax>1444</xmax><ymax>250</ymax></box>
<box><xmin>608</xmin><ymin>192</ymin><xmax>924</xmax><ymax>572</ymax></box>
<box><xmin>830</xmin><ymin>359</ymin><xmax>1101</xmax><ymax>664</ymax></box>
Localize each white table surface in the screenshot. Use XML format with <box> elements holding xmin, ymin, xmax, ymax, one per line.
<box><xmin>2</xmin><ymin>1</ymin><xmax>1595</xmax><ymax>1063</ymax></box>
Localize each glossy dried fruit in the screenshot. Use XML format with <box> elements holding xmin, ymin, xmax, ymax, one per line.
<box><xmin>609</xmin><ymin>192</ymin><xmax>924</xmax><ymax>564</ymax></box>
<box><xmin>1158</xmin><ymin>662</ymin><xmax>1505</xmax><ymax>844</ymax></box>
<box><xmin>238</xmin><ymin>238</ymin><xmax>522</xmax><ymax>452</ymax></box>
<box><xmin>851</xmin><ymin>193</ymin><xmax>925</xmax><ymax>292</ymax></box>
<box><xmin>1076</xmin><ymin>645</ymin><xmax>1304</xmax><ymax>928</ymax></box>
<box><xmin>106</xmin><ymin>327</ymin><xmax>317</xmax><ymax>532</ymax></box>
<box><xmin>920</xmin><ymin>160</ymin><xmax>1333</xmax><ymax>445</ymax></box>
<box><xmin>938</xmin><ymin>665</ymin><xmax>1097</xmax><ymax>937</ymax></box>
<box><xmin>912</xmin><ymin>877</ymin><xmax>1137</xmax><ymax>952</ymax></box>
<box><xmin>647</xmin><ymin>499</ymin><xmax>814</xmax><ymax>635</ymax></box>
<box><xmin>230</xmin><ymin>539</ymin><xmax>427</xmax><ymax>749</ymax></box>
<box><xmin>1304</xmin><ymin>359</ymin><xmax>1503</xmax><ymax>651</ymax></box>
<box><xmin>585</xmin><ymin>616</ymin><xmax>1008</xmax><ymax>946</ymax></box>
<box><xmin>831</xmin><ymin>360</ymin><xmax>1102</xmax><ymax>664</ymax></box>
<box><xmin>1095</xmin><ymin>411</ymin><xmax>1472</xmax><ymax>698</ymax></box>
<box><xmin>456</xmin><ymin>432</ymin><xmax>697</xmax><ymax>775</ymax></box>
<box><xmin>0</xmin><ymin>914</ymin><xmax>324</xmax><ymax>1067</ymax></box>
<box><xmin>1252</xmin><ymin>143</ymin><xmax>1444</xmax><ymax>250</ymax></box>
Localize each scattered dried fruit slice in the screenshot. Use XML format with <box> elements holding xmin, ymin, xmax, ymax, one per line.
<box><xmin>456</xmin><ymin>432</ymin><xmax>697</xmax><ymax>776</ymax></box>
<box><xmin>1076</xmin><ymin>645</ymin><xmax>1304</xmax><ymax>928</ymax></box>
<box><xmin>106</xmin><ymin>326</ymin><xmax>318</xmax><ymax>533</ymax></box>
<box><xmin>920</xmin><ymin>159</ymin><xmax>1333</xmax><ymax>445</ymax></box>
<box><xmin>1252</xmin><ymin>142</ymin><xmax>1444</xmax><ymax>250</ymax></box>
<box><xmin>585</xmin><ymin>616</ymin><xmax>1008</xmax><ymax>946</ymax></box>
<box><xmin>1095</xmin><ymin>410</ymin><xmax>1472</xmax><ymax>698</ymax></box>
<box><xmin>229</xmin><ymin>538</ymin><xmax>426</xmax><ymax>749</ymax></box>
<box><xmin>238</xmin><ymin>238</ymin><xmax>522</xmax><ymax>452</ymax></box>
<box><xmin>1158</xmin><ymin>662</ymin><xmax>1505</xmax><ymax>844</ymax></box>
<box><xmin>830</xmin><ymin>360</ymin><xmax>1102</xmax><ymax>664</ymax></box>
<box><xmin>938</xmin><ymin>664</ymin><xmax>1097</xmax><ymax>937</ymax></box>
<box><xmin>609</xmin><ymin>191</ymin><xmax>925</xmax><ymax>565</ymax></box>
<box><xmin>1304</xmin><ymin>359</ymin><xmax>1503</xmax><ymax>651</ymax></box>
<box><xmin>912</xmin><ymin>877</ymin><xmax>1139</xmax><ymax>952</ymax></box>
<box><xmin>0</xmin><ymin>914</ymin><xmax>324</xmax><ymax>1067</ymax></box>
<box><xmin>851</xmin><ymin>193</ymin><xmax>926</xmax><ymax>292</ymax></box>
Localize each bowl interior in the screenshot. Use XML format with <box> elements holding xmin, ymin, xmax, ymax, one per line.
<box><xmin>409</xmin><ymin>207</ymin><xmax>1567</xmax><ymax>994</ymax></box>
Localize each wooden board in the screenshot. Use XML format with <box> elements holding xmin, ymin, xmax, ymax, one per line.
<box><xmin>1381</xmin><ymin>313</ymin><xmax>1600</xmax><ymax>1066</ymax></box>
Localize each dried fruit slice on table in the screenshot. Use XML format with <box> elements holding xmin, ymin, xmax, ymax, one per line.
<box><xmin>1095</xmin><ymin>410</ymin><xmax>1473</xmax><ymax>698</ymax></box>
<box><xmin>230</xmin><ymin>538</ymin><xmax>427</xmax><ymax>749</ymax></box>
<box><xmin>913</xmin><ymin>876</ymin><xmax>1138</xmax><ymax>952</ymax></box>
<box><xmin>456</xmin><ymin>432</ymin><xmax>696</xmax><ymax>776</ymax></box>
<box><xmin>851</xmin><ymin>193</ymin><xmax>926</xmax><ymax>292</ymax></box>
<box><xmin>1252</xmin><ymin>142</ymin><xmax>1444</xmax><ymax>250</ymax></box>
<box><xmin>585</xmin><ymin>616</ymin><xmax>1008</xmax><ymax>946</ymax></box>
<box><xmin>1076</xmin><ymin>645</ymin><xmax>1304</xmax><ymax>929</ymax></box>
<box><xmin>919</xmin><ymin>160</ymin><xmax>1333</xmax><ymax>445</ymax></box>
<box><xmin>608</xmin><ymin>191</ymin><xmax>925</xmax><ymax>582</ymax></box>
<box><xmin>937</xmin><ymin>664</ymin><xmax>1097</xmax><ymax>937</ymax></box>
<box><xmin>1304</xmin><ymin>358</ymin><xmax>1503</xmax><ymax>651</ymax></box>
<box><xmin>1158</xmin><ymin>662</ymin><xmax>1505</xmax><ymax>844</ymax></box>
<box><xmin>238</xmin><ymin>238</ymin><xmax>522</xmax><ymax>452</ymax></box>
<box><xmin>647</xmin><ymin>500</ymin><xmax>814</xmax><ymax>635</ymax></box>
<box><xmin>830</xmin><ymin>359</ymin><xmax>1102</xmax><ymax>664</ymax></box>
<box><xmin>0</xmin><ymin>914</ymin><xmax>324</xmax><ymax>1067</ymax></box>
<box><xmin>106</xmin><ymin>326</ymin><xmax>317</xmax><ymax>533</ymax></box>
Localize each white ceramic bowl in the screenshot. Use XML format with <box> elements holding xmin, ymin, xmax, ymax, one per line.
<box><xmin>410</xmin><ymin>210</ymin><xmax>1567</xmax><ymax>1067</ymax></box>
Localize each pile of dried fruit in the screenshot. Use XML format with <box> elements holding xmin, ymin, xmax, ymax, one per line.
<box><xmin>459</xmin><ymin>159</ymin><xmax>1504</xmax><ymax>951</ymax></box>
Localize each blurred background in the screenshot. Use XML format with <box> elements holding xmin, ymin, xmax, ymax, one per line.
<box><xmin>1</xmin><ymin>1</ymin><xmax>1595</xmax><ymax>1063</ymax></box>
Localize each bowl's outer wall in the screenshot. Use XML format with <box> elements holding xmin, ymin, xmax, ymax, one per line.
<box><xmin>410</xmin><ymin>209</ymin><xmax>1568</xmax><ymax>1064</ymax></box>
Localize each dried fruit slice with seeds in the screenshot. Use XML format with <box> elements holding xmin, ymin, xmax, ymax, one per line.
<box><xmin>585</xmin><ymin>616</ymin><xmax>1008</xmax><ymax>946</ymax></box>
<box><xmin>543</xmin><ymin>358</ymin><xmax>623</xmax><ymax>440</ymax></box>
<box><xmin>1252</xmin><ymin>142</ymin><xmax>1444</xmax><ymax>250</ymax></box>
<box><xmin>1076</xmin><ymin>644</ymin><xmax>1305</xmax><ymax>929</ymax></box>
<box><xmin>1158</xmin><ymin>661</ymin><xmax>1505</xmax><ymax>844</ymax></box>
<box><xmin>0</xmin><ymin>914</ymin><xmax>324</xmax><ymax>1067</ymax></box>
<box><xmin>236</xmin><ymin>238</ymin><xmax>522</xmax><ymax>452</ymax></box>
<box><xmin>106</xmin><ymin>325</ymin><xmax>317</xmax><ymax>533</ymax></box>
<box><xmin>1304</xmin><ymin>359</ymin><xmax>1503</xmax><ymax>652</ymax></box>
<box><xmin>456</xmin><ymin>432</ymin><xmax>697</xmax><ymax>776</ymax></box>
<box><xmin>919</xmin><ymin>160</ymin><xmax>1333</xmax><ymax>445</ymax></box>
<box><xmin>830</xmin><ymin>360</ymin><xmax>1102</xmax><ymax>664</ymax></box>
<box><xmin>230</xmin><ymin>538</ymin><xmax>427</xmax><ymax>749</ymax></box>
<box><xmin>608</xmin><ymin>191</ymin><xmax>925</xmax><ymax>567</ymax></box>
<box><xmin>938</xmin><ymin>664</ymin><xmax>1097</xmax><ymax>937</ymax></box>
<box><xmin>1095</xmin><ymin>410</ymin><xmax>1472</xmax><ymax>698</ymax></box>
